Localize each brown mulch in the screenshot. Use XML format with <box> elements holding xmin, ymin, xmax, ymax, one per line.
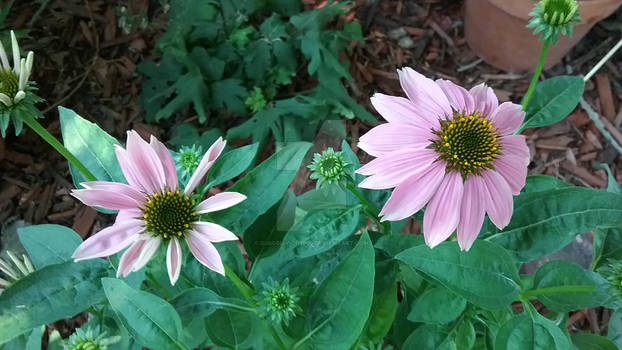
<box><xmin>0</xmin><ymin>0</ymin><xmax>620</xmax><ymax>342</ymax></box>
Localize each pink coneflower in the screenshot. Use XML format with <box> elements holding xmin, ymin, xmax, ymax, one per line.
<box><xmin>357</xmin><ymin>68</ymin><xmax>529</xmax><ymax>250</ymax></box>
<box><xmin>71</xmin><ymin>131</ymin><xmax>246</xmax><ymax>285</ymax></box>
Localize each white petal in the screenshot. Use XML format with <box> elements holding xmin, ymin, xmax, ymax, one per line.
<box><xmin>0</xmin><ymin>41</ymin><xmax>10</xmax><ymax>70</ymax></box>
<box><xmin>10</xmin><ymin>31</ymin><xmax>19</xmax><ymax>74</ymax></box>
<box><xmin>196</xmin><ymin>192</ymin><xmax>246</xmax><ymax>214</ymax></box>
<box><xmin>166</xmin><ymin>237</ymin><xmax>182</xmax><ymax>285</ymax></box>
<box><xmin>0</xmin><ymin>93</ymin><xmax>12</xmax><ymax>106</ymax></box>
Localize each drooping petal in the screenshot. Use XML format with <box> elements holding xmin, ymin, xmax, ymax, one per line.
<box><xmin>423</xmin><ymin>171</ymin><xmax>464</xmax><ymax>248</ymax></box>
<box><xmin>481</xmin><ymin>170</ymin><xmax>514</xmax><ymax>230</ymax></box>
<box><xmin>436</xmin><ymin>79</ymin><xmax>475</xmax><ymax>115</ymax></box>
<box><xmin>150</xmin><ymin>135</ymin><xmax>178</xmax><ymax>189</ymax></box>
<box><xmin>370</xmin><ymin>93</ymin><xmax>436</xmax><ymax>129</ymax></box>
<box><xmin>166</xmin><ymin>237</ymin><xmax>182</xmax><ymax>285</ymax></box>
<box><xmin>185</xmin><ymin>137</ymin><xmax>226</xmax><ymax>194</ymax></box>
<box><xmin>490</xmin><ymin>102</ymin><xmax>524</xmax><ymax>135</ymax></box>
<box><xmin>80</xmin><ymin>181</ymin><xmax>146</xmax><ymax>203</ymax></box>
<box><xmin>357</xmin><ymin>148</ymin><xmax>437</xmax><ymax>190</ymax></box>
<box><xmin>193</xmin><ymin>222</ymin><xmax>238</xmax><ymax>242</ymax></box>
<box><xmin>125</xmin><ymin>131</ymin><xmax>167</xmax><ymax>193</ymax></box>
<box><xmin>117</xmin><ymin>239</ymin><xmax>147</xmax><ymax>277</ymax></box>
<box><xmin>72</xmin><ymin>220</ymin><xmax>143</xmax><ymax>261</ymax></box>
<box><xmin>379</xmin><ymin>161</ymin><xmax>446</xmax><ymax>221</ymax></box>
<box><xmin>500</xmin><ymin>135</ymin><xmax>530</xmax><ymax>166</ymax></box>
<box><xmin>10</xmin><ymin>31</ymin><xmax>19</xmax><ymax>74</ymax></box>
<box><xmin>469</xmin><ymin>83</ymin><xmax>498</xmax><ymax>116</ymax></box>
<box><xmin>494</xmin><ymin>154</ymin><xmax>527</xmax><ymax>195</ymax></box>
<box><xmin>71</xmin><ymin>184</ymin><xmax>144</xmax><ymax>211</ymax></box>
<box><xmin>115</xmin><ymin>146</ymin><xmax>148</xmax><ymax>193</ymax></box>
<box><xmin>457</xmin><ymin>176</ymin><xmax>487</xmax><ymax>251</ymax></box>
<box><xmin>130</xmin><ymin>236</ymin><xmax>161</xmax><ymax>272</ymax></box>
<box><xmin>398</xmin><ymin>67</ymin><xmax>451</xmax><ymax>125</ymax></box>
<box><xmin>358</xmin><ymin>123</ymin><xmax>435</xmax><ymax>157</ymax></box>
<box><xmin>196</xmin><ymin>192</ymin><xmax>246</xmax><ymax>214</ymax></box>
<box><xmin>186</xmin><ymin>231</ymin><xmax>225</xmax><ymax>275</ymax></box>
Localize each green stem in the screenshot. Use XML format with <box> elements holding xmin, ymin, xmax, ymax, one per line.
<box><xmin>20</xmin><ymin>113</ymin><xmax>97</xmax><ymax>181</ymax></box>
<box><xmin>521</xmin><ymin>39</ymin><xmax>551</xmax><ymax>111</ymax></box>
<box><xmin>520</xmin><ymin>285</ymin><xmax>595</xmax><ymax>299</ymax></box>
<box><xmin>346</xmin><ymin>183</ymin><xmax>391</xmax><ymax>233</ymax></box>
<box><xmin>223</xmin><ymin>263</ymin><xmax>287</xmax><ymax>350</ymax></box>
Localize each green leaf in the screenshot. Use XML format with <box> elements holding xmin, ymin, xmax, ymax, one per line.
<box><xmin>408</xmin><ymin>286</ymin><xmax>467</xmax><ymax>324</ymax></box>
<box><xmin>608</xmin><ymin>310</ymin><xmax>622</xmax><ymax>348</ymax></box>
<box><xmin>375</xmin><ymin>233</ymin><xmax>425</xmax><ymax>257</ymax></box>
<box><xmin>0</xmin><ymin>260</ymin><xmax>110</xmax><ymax>344</ymax></box>
<box><xmin>522</xmin><ymin>175</ymin><xmax>570</xmax><ymax>194</ymax></box>
<box><xmin>210</xmin><ymin>142</ymin><xmax>311</xmax><ymax>235</ymax></box>
<box><xmin>280</xmin><ymin>205</ymin><xmax>361</xmax><ymax>258</ymax></box>
<box><xmin>357</xmin><ymin>278</ymin><xmax>398</xmax><ymax>345</ymax></box>
<box><xmin>488</xmin><ymin>187</ymin><xmax>622</xmax><ymax>262</ymax></box>
<box><xmin>522</xmin><ymin>75</ymin><xmax>585</xmax><ymax>130</ymax></box>
<box><xmin>531</xmin><ymin>260</ymin><xmax>614</xmax><ymax>312</ymax></box>
<box><xmin>593</xmin><ymin>227</ymin><xmax>622</xmax><ymax>270</ymax></box>
<box><xmin>102</xmin><ymin>278</ymin><xmax>186</xmax><ymax>350</ymax></box>
<box><xmin>205</xmin><ymin>309</ymin><xmax>260</xmax><ymax>349</ymax></box>
<box><xmin>572</xmin><ymin>333</ymin><xmax>618</xmax><ymax>350</ymax></box>
<box><xmin>495</xmin><ymin>313</ymin><xmax>569</xmax><ymax>349</ymax></box>
<box><xmin>169</xmin><ymin>287</ymin><xmax>252</xmax><ymax>324</ymax></box>
<box><xmin>58</xmin><ymin>106</ymin><xmax>124</xmax><ymax>186</ymax></box>
<box><xmin>156</xmin><ymin>73</ymin><xmax>209</xmax><ymax>123</ymax></box>
<box><xmin>205</xmin><ymin>143</ymin><xmax>259</xmax><ymax>188</ymax></box>
<box><xmin>18</xmin><ymin>224</ymin><xmax>82</xmax><ymax>269</ymax></box>
<box><xmin>210</xmin><ymin>78</ymin><xmax>248</xmax><ymax>115</ymax></box>
<box><xmin>396</xmin><ymin>240</ymin><xmax>520</xmax><ymax>310</ymax></box>
<box><xmin>292</xmin><ymin>232</ymin><xmax>375</xmax><ymax>349</ymax></box>
<box><xmin>602</xmin><ymin>163</ymin><xmax>622</xmax><ymax>195</ymax></box>
<box><xmin>402</xmin><ymin>324</ymin><xmax>454</xmax><ymax>350</ymax></box>
<box><xmin>456</xmin><ymin>320</ymin><xmax>476</xmax><ymax>350</ymax></box>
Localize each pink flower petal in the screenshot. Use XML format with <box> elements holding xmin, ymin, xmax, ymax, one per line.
<box><xmin>481</xmin><ymin>170</ymin><xmax>514</xmax><ymax>230</ymax></box>
<box><xmin>130</xmin><ymin>236</ymin><xmax>161</xmax><ymax>272</ymax></box>
<box><xmin>423</xmin><ymin>171</ymin><xmax>464</xmax><ymax>248</ymax></box>
<box><xmin>166</xmin><ymin>237</ymin><xmax>182</xmax><ymax>285</ymax></box>
<box><xmin>117</xmin><ymin>239</ymin><xmax>146</xmax><ymax>277</ymax></box>
<box><xmin>457</xmin><ymin>176</ymin><xmax>486</xmax><ymax>251</ymax></box>
<box><xmin>358</xmin><ymin>123</ymin><xmax>435</xmax><ymax>157</ymax></box>
<box><xmin>436</xmin><ymin>79</ymin><xmax>475</xmax><ymax>115</ymax></box>
<box><xmin>185</xmin><ymin>137</ymin><xmax>226</xmax><ymax>194</ymax></box>
<box><xmin>193</xmin><ymin>222</ymin><xmax>238</xmax><ymax>242</ymax></box>
<box><xmin>115</xmin><ymin>146</ymin><xmax>148</xmax><ymax>193</ymax></box>
<box><xmin>500</xmin><ymin>135</ymin><xmax>530</xmax><ymax>166</ymax></box>
<box><xmin>72</xmin><ymin>183</ymin><xmax>144</xmax><ymax>211</ymax></box>
<box><xmin>370</xmin><ymin>93</ymin><xmax>436</xmax><ymax>129</ymax></box>
<box><xmin>469</xmin><ymin>83</ymin><xmax>498</xmax><ymax>117</ymax></box>
<box><xmin>357</xmin><ymin>148</ymin><xmax>437</xmax><ymax>190</ymax></box>
<box><xmin>379</xmin><ymin>161</ymin><xmax>446</xmax><ymax>221</ymax></box>
<box><xmin>490</xmin><ymin>102</ymin><xmax>524</xmax><ymax>135</ymax></box>
<box><xmin>125</xmin><ymin>130</ymin><xmax>167</xmax><ymax>193</ymax></box>
<box><xmin>187</xmin><ymin>231</ymin><xmax>225</xmax><ymax>275</ymax></box>
<box><xmin>115</xmin><ymin>209</ymin><xmax>142</xmax><ymax>224</ymax></box>
<box><xmin>196</xmin><ymin>192</ymin><xmax>246</xmax><ymax>214</ymax></box>
<box><xmin>72</xmin><ymin>220</ymin><xmax>143</xmax><ymax>261</ymax></box>
<box><xmin>494</xmin><ymin>154</ymin><xmax>527</xmax><ymax>195</ymax></box>
<box><xmin>150</xmin><ymin>135</ymin><xmax>178</xmax><ymax>190</ymax></box>
<box><xmin>398</xmin><ymin>68</ymin><xmax>451</xmax><ymax>125</ymax></box>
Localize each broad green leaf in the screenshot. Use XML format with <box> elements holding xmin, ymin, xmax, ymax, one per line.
<box><xmin>0</xmin><ymin>260</ymin><xmax>110</xmax><ymax>344</ymax></box>
<box><xmin>408</xmin><ymin>286</ymin><xmax>467</xmax><ymax>324</ymax></box>
<box><xmin>396</xmin><ymin>241</ymin><xmax>520</xmax><ymax>310</ymax></box>
<box><xmin>210</xmin><ymin>78</ymin><xmax>248</xmax><ymax>115</ymax></box>
<box><xmin>18</xmin><ymin>224</ymin><xmax>82</xmax><ymax>269</ymax></box>
<box><xmin>592</xmin><ymin>227</ymin><xmax>622</xmax><ymax>270</ymax></box>
<box><xmin>572</xmin><ymin>333</ymin><xmax>618</xmax><ymax>350</ymax></box>
<box><xmin>531</xmin><ymin>260</ymin><xmax>615</xmax><ymax>312</ymax></box>
<box><xmin>205</xmin><ymin>309</ymin><xmax>260</xmax><ymax>349</ymax></box>
<box><xmin>58</xmin><ymin>106</ymin><xmax>125</xmax><ymax>186</ymax></box>
<box><xmin>602</xmin><ymin>163</ymin><xmax>622</xmax><ymax>195</ymax></box>
<box><xmin>244</xmin><ymin>190</ymin><xmax>296</xmax><ymax>260</ymax></box>
<box><xmin>456</xmin><ymin>320</ymin><xmax>476</xmax><ymax>350</ymax></box>
<box><xmin>522</xmin><ymin>175</ymin><xmax>570</xmax><ymax>194</ymax></box>
<box><xmin>375</xmin><ymin>233</ymin><xmax>425</xmax><ymax>257</ymax></box>
<box><xmin>402</xmin><ymin>324</ymin><xmax>454</xmax><ymax>350</ymax></box>
<box><xmin>102</xmin><ymin>278</ymin><xmax>186</xmax><ymax>350</ymax></box>
<box><xmin>205</xmin><ymin>143</ymin><xmax>259</xmax><ymax>188</ymax></box>
<box><xmin>608</xmin><ymin>310</ymin><xmax>622</xmax><ymax>348</ymax></box>
<box><xmin>522</xmin><ymin>75</ymin><xmax>584</xmax><ymax>130</ymax></box>
<box><xmin>280</xmin><ymin>205</ymin><xmax>361</xmax><ymax>258</ymax></box>
<box><xmin>169</xmin><ymin>287</ymin><xmax>252</xmax><ymax>324</ymax></box>
<box><xmin>488</xmin><ymin>187</ymin><xmax>622</xmax><ymax>262</ymax></box>
<box><xmin>292</xmin><ymin>232</ymin><xmax>375</xmax><ymax>349</ymax></box>
<box><xmin>210</xmin><ymin>142</ymin><xmax>311</xmax><ymax>235</ymax></box>
<box><xmin>494</xmin><ymin>313</ymin><xmax>570</xmax><ymax>350</ymax></box>
<box><xmin>357</xmin><ymin>279</ymin><xmax>398</xmax><ymax>346</ymax></box>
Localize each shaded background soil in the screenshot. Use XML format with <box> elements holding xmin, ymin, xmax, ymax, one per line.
<box><xmin>0</xmin><ymin>0</ymin><xmax>620</xmax><ymax>342</ymax></box>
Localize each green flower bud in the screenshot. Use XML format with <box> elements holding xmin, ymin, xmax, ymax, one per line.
<box><xmin>64</xmin><ymin>326</ymin><xmax>120</xmax><ymax>350</ymax></box>
<box><xmin>0</xmin><ymin>251</ymin><xmax>35</xmax><ymax>294</ymax></box>
<box><xmin>599</xmin><ymin>259</ymin><xmax>622</xmax><ymax>298</ymax></box>
<box><xmin>307</xmin><ymin>147</ymin><xmax>351</xmax><ymax>189</ymax></box>
<box><xmin>256</xmin><ymin>278</ymin><xmax>301</xmax><ymax>325</ymax></box>
<box><xmin>173</xmin><ymin>144</ymin><xmax>203</xmax><ymax>184</ymax></box>
<box><xmin>527</xmin><ymin>0</ymin><xmax>580</xmax><ymax>44</ymax></box>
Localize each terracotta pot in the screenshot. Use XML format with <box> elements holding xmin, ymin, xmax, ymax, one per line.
<box><xmin>465</xmin><ymin>0</ymin><xmax>621</xmax><ymax>72</ymax></box>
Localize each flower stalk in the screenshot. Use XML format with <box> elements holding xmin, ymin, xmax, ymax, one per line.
<box><xmin>521</xmin><ymin>39</ymin><xmax>551</xmax><ymax>111</ymax></box>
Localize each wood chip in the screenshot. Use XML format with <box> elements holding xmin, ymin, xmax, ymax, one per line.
<box><xmin>428</xmin><ymin>20</ymin><xmax>454</xmax><ymax>47</ymax></box>
<box><xmin>561</xmin><ymin>160</ymin><xmax>606</xmax><ymax>188</ymax></box>
<box><xmin>72</xmin><ymin>207</ymin><xmax>98</xmax><ymax>239</ymax></box>
<box><xmin>585</xmin><ymin>129</ymin><xmax>604</xmax><ymax>150</ymax></box>
<box><xmin>595</xmin><ymin>73</ymin><xmax>616</xmax><ymax>121</ymax></box>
